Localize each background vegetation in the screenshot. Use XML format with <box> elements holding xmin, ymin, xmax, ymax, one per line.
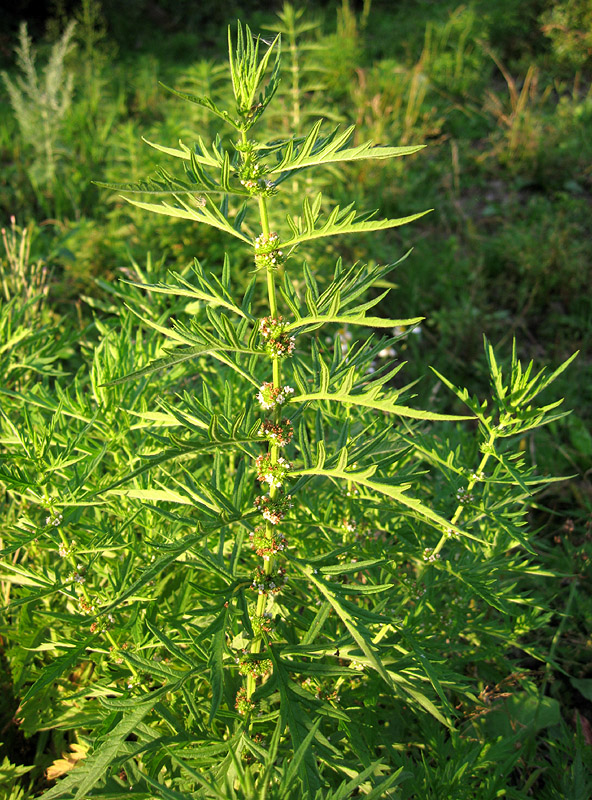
<box><xmin>1</xmin><ymin>0</ymin><xmax>591</xmax><ymax>797</ymax></box>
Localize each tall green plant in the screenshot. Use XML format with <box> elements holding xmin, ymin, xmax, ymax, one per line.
<box><xmin>0</xmin><ymin>22</ymin><xmax>577</xmax><ymax>799</ymax></box>
<box><xmin>2</xmin><ymin>22</ymin><xmax>76</xmax><ymax>191</ymax></box>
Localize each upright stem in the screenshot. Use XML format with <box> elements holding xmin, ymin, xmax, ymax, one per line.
<box><xmin>247</xmin><ymin>193</ymin><xmax>282</xmax><ymax>701</ymax></box>
<box><xmin>431</xmin><ymin>427</ymin><xmax>497</xmax><ymax>559</ymax></box>
<box><xmin>259</xmin><ymin>196</ymin><xmax>278</xmax><ymax>320</ymax></box>
<box><xmin>56</xmin><ymin>527</ymin><xmax>140</xmax><ymax>683</ymax></box>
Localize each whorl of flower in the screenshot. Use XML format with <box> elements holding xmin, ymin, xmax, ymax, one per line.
<box><xmin>250</xmin><ymin>524</ymin><xmax>286</xmax><ymax>558</ymax></box>
<box><xmin>237</xmin><ymin>653</ymin><xmax>272</xmax><ymax>678</ymax></box>
<box><xmin>254</xmin><ymin>493</ymin><xmax>293</xmax><ymax>525</ymax></box>
<box><xmin>46</xmin><ymin>511</ymin><xmax>63</xmax><ymax>527</ymax></box>
<box><xmin>238</xmin><ymin>152</ymin><xmax>277</xmax><ymax>197</ymax></box>
<box><xmin>90</xmin><ymin>613</ymin><xmax>114</xmax><ymax>634</ymax></box>
<box><xmin>423</xmin><ymin>547</ymin><xmax>441</xmax><ymax>563</ymax></box>
<box><xmin>255</xmin><ymin>454</ymin><xmax>292</xmax><ymax>489</ymax></box>
<box><xmin>254</xmin><ymin>232</ymin><xmax>284</xmax><ymax>269</ymax></box>
<box><xmin>58</xmin><ymin>540</ymin><xmax>75</xmax><ymax>557</ymax></box>
<box><xmin>78</xmin><ymin>597</ymin><xmax>96</xmax><ymax>615</ymax></box>
<box><xmin>259</xmin><ymin>315</ymin><xmax>296</xmax><ymax>359</ymax></box>
<box><xmin>241</xmin><ymin>177</ymin><xmax>277</xmax><ymax>196</ymax></box>
<box><xmin>343</xmin><ymin>518</ymin><xmax>357</xmax><ymax>534</ymax></box>
<box><xmin>258</xmin><ymin>418</ymin><xmax>294</xmax><ymax>447</ymax></box>
<box><xmin>235</xmin><ymin>687</ymin><xmax>256</xmax><ymax>716</ymax></box>
<box><xmin>109</xmin><ymin>641</ymin><xmax>131</xmax><ymax>665</ymax></box>
<box><xmin>252</xmin><ymin>612</ymin><xmax>274</xmax><ymax>636</ymax></box>
<box><xmin>455</xmin><ymin>487</ymin><xmax>474</xmax><ymax>505</ymax></box>
<box><xmin>251</xmin><ymin>565</ymin><xmax>287</xmax><ymax>595</ymax></box>
<box><xmin>256</xmin><ymin>382</ymin><xmax>294</xmax><ymax>410</ymax></box>
<box><xmin>71</xmin><ymin>563</ymin><xmax>86</xmax><ymax>584</ymax></box>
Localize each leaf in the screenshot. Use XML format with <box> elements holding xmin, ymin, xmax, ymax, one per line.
<box><xmin>571</xmin><ymin>678</ymin><xmax>592</xmax><ymax>702</ymax></box>
<box><xmin>296</xmin><ymin>562</ymin><xmax>450</xmax><ymax>725</ymax></box>
<box><xmin>145</xmin><ymin>619</ymin><xmax>196</xmax><ymax>668</ymax></box>
<box><xmin>292</xmin><ymin>451</ymin><xmax>470</xmax><ymax>539</ymax></box>
<box><xmin>22</xmin><ymin>637</ymin><xmax>96</xmax><ymax>705</ymax></box>
<box><xmin>0</xmin><ymin>560</ymin><xmax>54</xmax><ymax>588</ymax></box>
<box><xmin>477</xmin><ymin>693</ymin><xmax>560</xmax><ymax>740</ymax></box>
<box><xmin>41</xmin><ymin>692</ymin><xmax>168</xmax><ymax>800</ymax></box>
<box><xmin>121</xmin><ymin>276</ymin><xmax>249</xmax><ymax>319</ymax></box>
<box><xmin>269</xmin><ymin>122</ymin><xmax>425</xmax><ymax>175</ymax></box>
<box><xmin>270</xmin><ymin>649</ymin><xmax>322</xmax><ymax>796</ymax></box>
<box><xmin>123</xmin><ymin>194</ymin><xmax>251</xmax><ymax>243</ymax></box>
<box><xmin>46</xmin><ymin>744</ymin><xmax>88</xmax><ymax>782</ymax></box>
<box><xmin>208</xmin><ymin>609</ymin><xmax>228</xmax><ymax>724</ymax></box>
<box><xmin>281</xmin><ymin>718</ymin><xmax>322</xmax><ymax>793</ymax></box>
<box><xmin>286</xmin><ymin>313</ymin><xmax>424</xmax><ymax>333</ymax></box>
<box><xmin>299</xmin><ymin>564</ymin><xmax>393</xmax><ymax>684</ymax></box>
<box><xmin>105</xmin><ymin>487</ymin><xmax>193</xmax><ymax>504</ymax></box>
<box><xmin>283</xmin><ymin>202</ymin><xmax>431</xmax><ymax>248</ymax></box>
<box><xmin>291</xmin><ymin>382</ymin><xmax>472</xmax><ymax>422</ymax></box>
<box><xmin>320</xmin><ymin>559</ymin><xmax>385</xmax><ymax>576</ymax></box>
<box><xmin>159</xmin><ymin>84</ymin><xmax>240</xmax><ymax>129</ymax></box>
<box><xmin>99</xmin><ymin>533</ymin><xmax>209</xmax><ymax>615</ymax></box>
<box><xmin>105</xmin><ymin>344</ymin><xmax>215</xmax><ymax>386</ymax></box>
<box><xmin>330</xmin><ymin>763</ymin><xmax>407</xmax><ymax>800</ymax></box>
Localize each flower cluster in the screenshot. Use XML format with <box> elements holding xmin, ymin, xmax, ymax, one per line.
<box><xmin>254</xmin><ymin>232</ymin><xmax>284</xmax><ymax>269</ymax></box>
<box><xmin>423</xmin><ymin>547</ymin><xmax>441</xmax><ymax>563</ymax></box>
<box><xmin>255</xmin><ymin>454</ymin><xmax>292</xmax><ymax>489</ymax></box>
<box><xmin>256</xmin><ymin>382</ymin><xmax>294</xmax><ymax>410</ymax></box>
<box><xmin>109</xmin><ymin>641</ymin><xmax>131</xmax><ymax>665</ymax></box>
<box><xmin>455</xmin><ymin>487</ymin><xmax>474</xmax><ymax>505</ymax></box>
<box><xmin>46</xmin><ymin>511</ymin><xmax>63</xmax><ymax>527</ymax></box>
<box><xmin>252</xmin><ymin>612</ymin><xmax>274</xmax><ymax>636</ymax></box>
<box><xmin>251</xmin><ymin>565</ymin><xmax>287</xmax><ymax>595</ymax></box>
<box><xmin>237</xmin><ymin>152</ymin><xmax>277</xmax><ymax>197</ymax></box>
<box><xmin>342</xmin><ymin>518</ymin><xmax>358</xmax><ymax>534</ymax></box>
<box><xmin>250</xmin><ymin>524</ymin><xmax>286</xmax><ymax>558</ymax></box>
<box><xmin>71</xmin><ymin>564</ymin><xmax>86</xmax><ymax>584</ymax></box>
<box><xmin>90</xmin><ymin>613</ymin><xmax>115</xmax><ymax>634</ymax></box>
<box><xmin>235</xmin><ymin>687</ymin><xmax>255</xmax><ymax>716</ymax></box>
<box><xmin>254</xmin><ymin>493</ymin><xmax>293</xmax><ymax>525</ymax></box>
<box><xmin>237</xmin><ymin>652</ymin><xmax>272</xmax><ymax>678</ymax></box>
<box><xmin>58</xmin><ymin>540</ymin><xmax>75</xmax><ymax>558</ymax></box>
<box><xmin>78</xmin><ymin>597</ymin><xmax>96</xmax><ymax>615</ymax></box>
<box><xmin>258</xmin><ymin>418</ymin><xmax>294</xmax><ymax>447</ymax></box>
<box><xmin>259</xmin><ymin>316</ymin><xmax>295</xmax><ymax>359</ymax></box>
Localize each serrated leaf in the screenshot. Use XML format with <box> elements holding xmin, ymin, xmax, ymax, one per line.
<box><xmin>41</xmin><ymin>689</ymin><xmax>172</xmax><ymax>800</ymax></box>
<box><xmin>269</xmin><ymin>122</ymin><xmax>425</xmax><ymax>175</ymax></box>
<box><xmin>123</xmin><ymin>194</ymin><xmax>251</xmax><ymax>243</ymax></box>
<box><xmin>283</xmin><ymin>205</ymin><xmax>431</xmax><ymax>248</ymax></box>
<box><xmin>292</xmin><ymin>457</ymin><xmax>471</xmax><ymax>540</ymax></box>
<box><xmin>22</xmin><ymin>637</ymin><xmax>95</xmax><ymax>705</ymax></box>
<box><xmin>291</xmin><ymin>382</ymin><xmax>472</xmax><ymax>422</ymax></box>
<box><xmin>163</xmin><ymin>83</ymin><xmax>241</xmax><ymax>129</ymax></box>
<box><xmin>269</xmin><ymin>650</ymin><xmax>322</xmax><ymax>796</ymax></box>
<box><xmin>286</xmin><ymin>313</ymin><xmax>424</xmax><ymax>333</ymax></box>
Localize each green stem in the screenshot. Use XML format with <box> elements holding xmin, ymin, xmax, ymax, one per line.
<box><xmin>432</xmin><ymin>427</ymin><xmax>497</xmax><ymax>558</ymax></box>
<box><xmin>247</xmin><ymin>193</ymin><xmax>283</xmax><ymax>702</ymax></box>
<box><xmin>57</xmin><ymin>528</ymin><xmax>140</xmax><ymax>683</ymax></box>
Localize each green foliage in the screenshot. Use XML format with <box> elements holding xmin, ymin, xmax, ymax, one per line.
<box><xmin>1</xmin><ymin>3</ymin><xmax>591</xmax><ymax>798</ymax></box>
<box><xmin>1</xmin><ymin>15</ymin><xmax>587</xmax><ymax>799</ymax></box>
<box><xmin>541</xmin><ymin>0</ymin><xmax>592</xmax><ymax>69</ymax></box>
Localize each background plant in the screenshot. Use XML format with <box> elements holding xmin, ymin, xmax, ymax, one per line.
<box><xmin>2</xmin><ymin>22</ymin><xmax>76</xmax><ymax>202</ymax></box>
